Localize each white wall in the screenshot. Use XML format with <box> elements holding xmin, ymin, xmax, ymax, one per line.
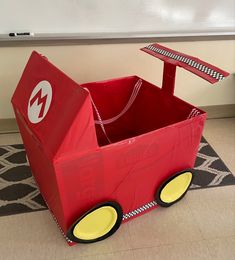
<box><xmin>0</xmin><ymin>40</ymin><xmax>234</xmax><ymax>119</ymax></box>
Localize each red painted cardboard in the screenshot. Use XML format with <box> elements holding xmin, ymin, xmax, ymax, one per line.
<box><xmin>11</xmin><ymin>44</ymin><xmax>229</xmax><ymax>245</ymax></box>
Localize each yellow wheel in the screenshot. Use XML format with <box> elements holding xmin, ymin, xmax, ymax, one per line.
<box><xmin>155</xmin><ymin>170</ymin><xmax>194</xmax><ymax>207</ymax></box>
<box><xmin>67</xmin><ymin>201</ymin><xmax>123</xmax><ymax>243</ymax></box>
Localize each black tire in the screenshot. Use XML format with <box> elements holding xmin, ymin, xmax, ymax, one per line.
<box><xmin>155</xmin><ymin>169</ymin><xmax>194</xmax><ymax>207</ymax></box>
<box><xmin>67</xmin><ymin>201</ymin><xmax>123</xmax><ymax>243</ymax></box>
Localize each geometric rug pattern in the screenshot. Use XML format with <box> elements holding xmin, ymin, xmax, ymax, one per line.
<box><xmin>0</xmin><ymin>137</ymin><xmax>234</xmax><ymax>216</ymax></box>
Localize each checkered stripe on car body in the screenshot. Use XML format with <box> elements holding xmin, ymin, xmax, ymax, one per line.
<box><xmin>123</xmin><ymin>201</ymin><xmax>158</xmax><ymax>220</ymax></box>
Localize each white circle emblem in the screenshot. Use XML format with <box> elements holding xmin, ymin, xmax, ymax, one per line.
<box><xmin>27</xmin><ymin>80</ymin><xmax>52</xmax><ymax>123</ymax></box>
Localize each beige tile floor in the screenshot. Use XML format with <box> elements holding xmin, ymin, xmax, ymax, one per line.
<box><xmin>0</xmin><ymin>118</ymin><xmax>234</xmax><ymax>260</ymax></box>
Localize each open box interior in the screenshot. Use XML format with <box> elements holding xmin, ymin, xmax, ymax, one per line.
<box><xmin>81</xmin><ymin>76</ymin><xmax>200</xmax><ymax>147</ymax></box>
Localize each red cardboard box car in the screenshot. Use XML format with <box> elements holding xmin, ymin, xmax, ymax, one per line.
<box><xmin>11</xmin><ymin>43</ymin><xmax>229</xmax><ymax>246</ymax></box>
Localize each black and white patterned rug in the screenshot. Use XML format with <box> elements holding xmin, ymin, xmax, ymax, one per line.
<box><xmin>0</xmin><ymin>137</ymin><xmax>234</xmax><ymax>217</ymax></box>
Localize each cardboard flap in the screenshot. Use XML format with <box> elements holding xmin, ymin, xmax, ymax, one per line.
<box><xmin>12</xmin><ymin>51</ymin><xmax>97</xmax><ymax>158</ymax></box>
<box><xmin>141</xmin><ymin>43</ymin><xmax>229</xmax><ymax>84</ymax></box>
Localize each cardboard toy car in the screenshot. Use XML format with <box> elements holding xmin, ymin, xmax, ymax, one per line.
<box><xmin>11</xmin><ymin>43</ymin><xmax>229</xmax><ymax>246</ymax></box>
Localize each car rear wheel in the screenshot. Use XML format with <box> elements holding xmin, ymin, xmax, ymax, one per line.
<box><xmin>67</xmin><ymin>201</ymin><xmax>123</xmax><ymax>243</ymax></box>
<box><xmin>155</xmin><ymin>170</ymin><xmax>194</xmax><ymax>207</ymax></box>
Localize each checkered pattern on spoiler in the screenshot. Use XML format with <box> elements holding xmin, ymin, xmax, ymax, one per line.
<box><xmin>141</xmin><ymin>43</ymin><xmax>229</xmax><ymax>84</ymax></box>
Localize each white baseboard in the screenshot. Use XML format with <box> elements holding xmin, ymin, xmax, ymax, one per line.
<box><xmin>0</xmin><ymin>118</ymin><xmax>19</xmax><ymax>134</ymax></box>
<box><xmin>199</xmin><ymin>104</ymin><xmax>235</xmax><ymax>119</ymax></box>
<box><xmin>0</xmin><ymin>104</ymin><xmax>234</xmax><ymax>134</ymax></box>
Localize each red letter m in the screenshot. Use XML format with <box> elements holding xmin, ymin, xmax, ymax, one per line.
<box><xmin>30</xmin><ymin>89</ymin><xmax>48</xmax><ymax>118</ymax></box>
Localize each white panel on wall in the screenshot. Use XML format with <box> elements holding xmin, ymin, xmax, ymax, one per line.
<box><xmin>0</xmin><ymin>0</ymin><xmax>234</xmax><ymax>41</ymax></box>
